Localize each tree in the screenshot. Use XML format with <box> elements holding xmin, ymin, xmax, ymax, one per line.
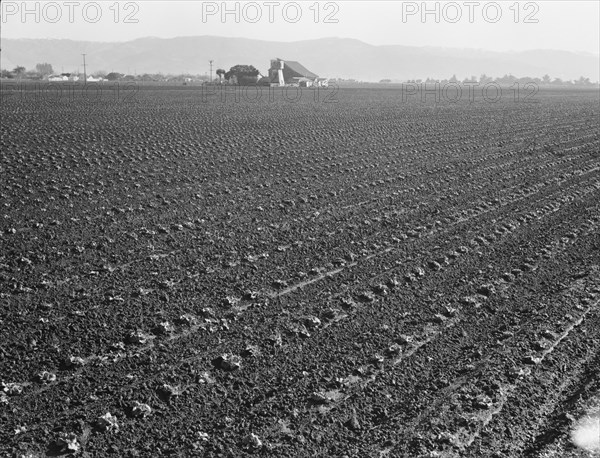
<box><xmin>542</xmin><ymin>74</ymin><xmax>551</xmax><ymax>84</ymax></box>
<box><xmin>25</xmin><ymin>70</ymin><xmax>42</xmax><ymax>80</ymax></box>
<box><xmin>13</xmin><ymin>66</ymin><xmax>26</xmax><ymax>79</ymax></box>
<box><xmin>576</xmin><ymin>76</ymin><xmax>591</xmax><ymax>86</ymax></box>
<box><xmin>216</xmin><ymin>68</ymin><xmax>226</xmax><ymax>83</ymax></box>
<box><xmin>35</xmin><ymin>62</ymin><xmax>54</xmax><ymax>76</ymax></box>
<box><xmin>495</xmin><ymin>74</ymin><xmax>517</xmax><ymax>84</ymax></box>
<box><xmin>224</xmin><ymin>65</ymin><xmax>260</xmax><ymax>85</ymax></box>
<box><xmin>106</xmin><ymin>72</ymin><xmax>123</xmax><ymax>81</ymax></box>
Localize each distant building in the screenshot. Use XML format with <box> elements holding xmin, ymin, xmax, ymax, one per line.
<box><xmin>290</xmin><ymin>77</ymin><xmax>314</xmax><ymax>87</ymax></box>
<box><xmin>257</xmin><ymin>76</ymin><xmax>271</xmax><ymax>85</ymax></box>
<box><xmin>48</xmin><ymin>74</ymin><xmax>67</xmax><ymax>82</ymax></box>
<box><xmin>47</xmin><ymin>73</ymin><xmax>83</xmax><ymax>82</ymax></box>
<box><xmin>267</xmin><ymin>58</ymin><xmax>327</xmax><ymax>87</ymax></box>
<box><xmin>315</xmin><ymin>77</ymin><xmax>329</xmax><ymax>88</ymax></box>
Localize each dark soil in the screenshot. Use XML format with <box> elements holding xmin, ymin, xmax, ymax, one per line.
<box><xmin>1</xmin><ymin>85</ymin><xmax>599</xmax><ymax>457</ymax></box>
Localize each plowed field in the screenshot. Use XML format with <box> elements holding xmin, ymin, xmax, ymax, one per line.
<box><xmin>1</xmin><ymin>85</ymin><xmax>599</xmax><ymax>457</ymax></box>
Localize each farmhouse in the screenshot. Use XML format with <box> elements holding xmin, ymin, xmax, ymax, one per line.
<box><xmin>267</xmin><ymin>58</ymin><xmax>327</xmax><ymax>87</ymax></box>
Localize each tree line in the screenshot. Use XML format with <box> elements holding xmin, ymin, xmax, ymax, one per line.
<box><xmin>379</xmin><ymin>73</ymin><xmax>595</xmax><ymax>86</ymax></box>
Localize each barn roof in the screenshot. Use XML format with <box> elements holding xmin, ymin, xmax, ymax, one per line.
<box><xmin>282</xmin><ymin>59</ymin><xmax>318</xmax><ymax>79</ymax></box>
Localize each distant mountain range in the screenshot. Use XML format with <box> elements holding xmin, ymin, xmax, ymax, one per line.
<box><xmin>2</xmin><ymin>36</ymin><xmax>598</xmax><ymax>82</ymax></box>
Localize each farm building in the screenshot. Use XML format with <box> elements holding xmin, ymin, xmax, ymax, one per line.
<box><xmin>267</xmin><ymin>58</ymin><xmax>327</xmax><ymax>87</ymax></box>
<box><xmin>48</xmin><ymin>74</ymin><xmax>68</xmax><ymax>82</ymax></box>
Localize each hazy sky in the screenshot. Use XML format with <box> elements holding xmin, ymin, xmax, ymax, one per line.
<box><xmin>1</xmin><ymin>1</ymin><xmax>598</xmax><ymax>54</ymax></box>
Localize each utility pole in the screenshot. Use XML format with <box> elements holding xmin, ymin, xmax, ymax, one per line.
<box><xmin>82</xmin><ymin>54</ymin><xmax>87</xmax><ymax>83</ymax></box>
<box><xmin>209</xmin><ymin>60</ymin><xmax>213</xmax><ymax>84</ymax></box>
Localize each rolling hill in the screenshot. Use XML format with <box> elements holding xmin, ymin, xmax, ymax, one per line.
<box><xmin>1</xmin><ymin>36</ymin><xmax>598</xmax><ymax>81</ymax></box>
